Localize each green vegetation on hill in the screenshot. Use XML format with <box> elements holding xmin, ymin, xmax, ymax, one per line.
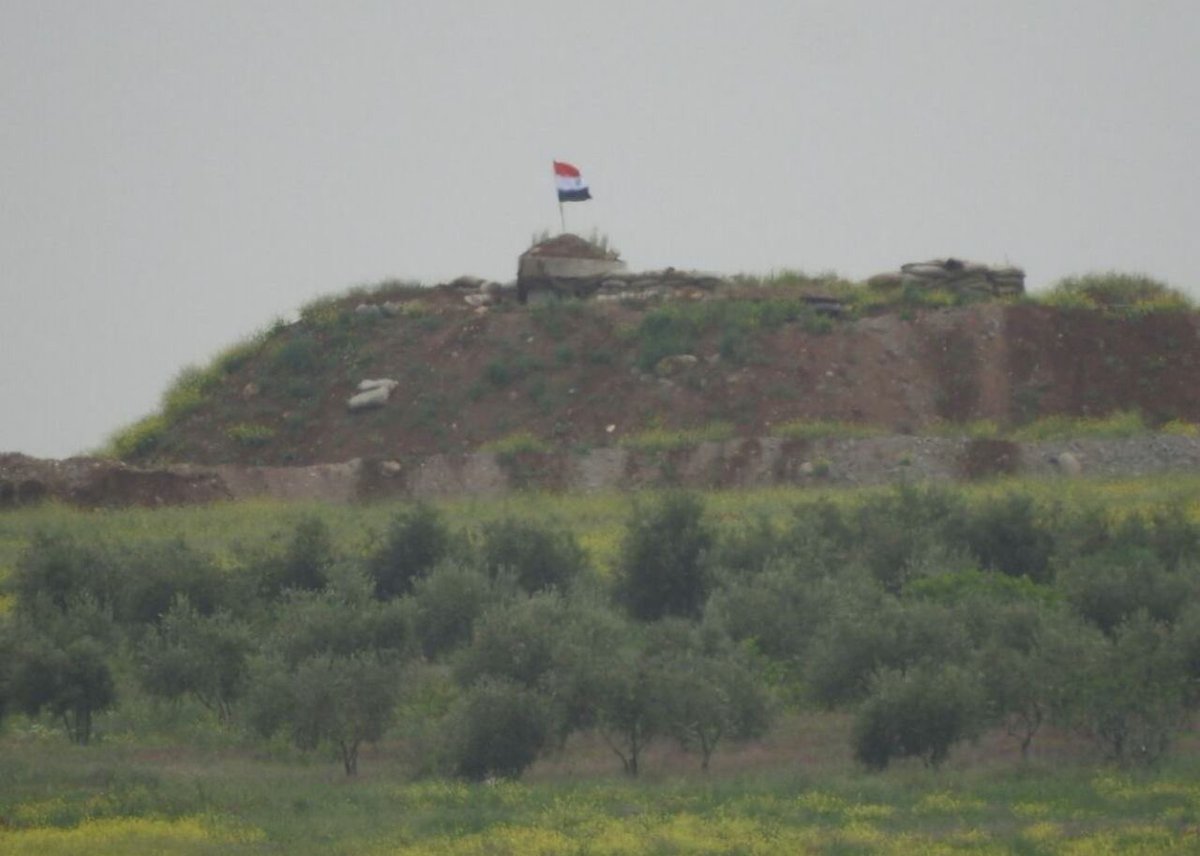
<box><xmin>97</xmin><ymin>268</ymin><xmax>1196</xmax><ymax>467</ymax></box>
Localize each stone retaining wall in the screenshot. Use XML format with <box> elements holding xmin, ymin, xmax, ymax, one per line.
<box><xmin>5</xmin><ymin>435</ymin><xmax>1200</xmax><ymax>509</ymax></box>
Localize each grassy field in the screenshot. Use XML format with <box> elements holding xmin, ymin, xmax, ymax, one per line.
<box><xmin>4</xmin><ymin>711</ymin><xmax>1200</xmax><ymax>854</ymax></box>
<box><xmin>6</xmin><ymin>476</ymin><xmax>1200</xmax><ymax>853</ymax></box>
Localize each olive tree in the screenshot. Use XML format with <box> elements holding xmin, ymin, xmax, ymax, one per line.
<box><xmin>249</xmin><ymin>652</ymin><xmax>400</xmax><ymax>775</ymax></box>
<box><xmin>246</xmin><ymin>576</ymin><xmax>413</xmax><ymax>775</ymax></box>
<box><xmin>138</xmin><ymin>597</ymin><xmax>254</xmax><ymax>723</ymax></box>
<box><xmin>852</xmin><ymin>663</ymin><xmax>985</xmax><ymax>771</ymax></box>
<box><xmin>368</xmin><ymin>503</ymin><xmax>452</xmax><ymax>599</ymax></box>
<box><xmin>477</xmin><ymin>517</ymin><xmax>588</xmax><ymax>593</ymax></box>
<box><xmin>615</xmin><ymin>492</ymin><xmax>713</xmax><ymax>621</ymax></box>
<box><xmin>8</xmin><ymin>630</ymin><xmax>115</xmax><ymax>745</ymax></box>
<box><xmin>443</xmin><ymin>677</ymin><xmax>552</xmax><ymax>780</ymax></box>
<box><xmin>651</xmin><ymin>621</ymin><xmax>772</xmax><ymax>771</ymax></box>
<box><xmin>1070</xmin><ymin>611</ymin><xmax>1191</xmax><ymax>766</ymax></box>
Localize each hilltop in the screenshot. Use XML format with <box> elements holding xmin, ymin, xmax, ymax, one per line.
<box><xmin>102</xmin><ymin>264</ymin><xmax>1199</xmax><ymax>473</ymax></box>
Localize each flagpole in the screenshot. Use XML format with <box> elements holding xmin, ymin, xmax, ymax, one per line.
<box><xmin>554</xmin><ymin>160</ymin><xmax>566</xmax><ymax>233</ymax></box>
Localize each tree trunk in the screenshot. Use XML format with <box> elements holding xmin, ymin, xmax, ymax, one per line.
<box><xmin>341</xmin><ymin>740</ymin><xmax>359</xmax><ymax>776</ymax></box>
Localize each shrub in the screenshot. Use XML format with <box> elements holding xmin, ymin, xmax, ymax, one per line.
<box><xmin>446</xmin><ymin>678</ymin><xmax>552</xmax><ymax>780</ymax></box>
<box><xmin>615</xmin><ymin>492</ymin><xmax>714</xmax><ymax>621</ymax></box>
<box><xmin>530</xmin><ymin>298</ymin><xmax>588</xmax><ymax>340</ymax></box>
<box><xmin>214</xmin><ymin>331</ymin><xmax>267</xmax><ymax>374</ymax></box>
<box><xmin>852</xmin><ymin>664</ymin><xmax>985</xmax><ymax>770</ymax></box>
<box><xmin>1040</xmin><ymin>272</ymin><xmax>1192</xmax><ymax>313</ymax></box>
<box><xmin>104</xmin><ymin>413</ymin><xmax>169</xmax><ymax>460</ymax></box>
<box><xmin>161</xmin><ymin>365</ymin><xmax>220</xmax><ymax>422</ymax></box>
<box><xmin>270</xmin><ymin>332</ymin><xmax>322</xmax><ymax>375</ymax></box>
<box><xmin>634</xmin><ymin>309</ymin><xmax>700</xmax><ymax>372</ymax></box>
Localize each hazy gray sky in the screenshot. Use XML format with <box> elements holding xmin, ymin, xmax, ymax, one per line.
<box><xmin>3</xmin><ymin>1</ymin><xmax>1198</xmax><ymax>458</ymax></box>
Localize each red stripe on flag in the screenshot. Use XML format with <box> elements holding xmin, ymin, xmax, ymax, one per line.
<box><xmin>553</xmin><ymin>161</ymin><xmax>581</xmax><ymax>178</ymax></box>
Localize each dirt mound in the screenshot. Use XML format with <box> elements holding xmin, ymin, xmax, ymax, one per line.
<box><xmin>81</xmin><ymin>283</ymin><xmax>1200</xmax><ymax>471</ymax></box>
<box><xmin>0</xmin><ymin>453</ymin><xmax>230</xmax><ymax>509</ymax></box>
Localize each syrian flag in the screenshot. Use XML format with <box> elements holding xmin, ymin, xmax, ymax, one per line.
<box><xmin>554</xmin><ymin>160</ymin><xmax>591</xmax><ymax>202</ymax></box>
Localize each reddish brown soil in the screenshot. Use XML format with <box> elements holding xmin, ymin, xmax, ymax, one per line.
<box><xmin>131</xmin><ymin>292</ymin><xmax>1200</xmax><ymax>467</ymax></box>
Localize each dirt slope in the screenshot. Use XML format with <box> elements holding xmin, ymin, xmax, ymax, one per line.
<box><xmin>122</xmin><ymin>287</ymin><xmax>1200</xmax><ymax>468</ymax></box>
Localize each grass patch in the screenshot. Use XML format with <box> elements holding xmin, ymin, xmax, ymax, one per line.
<box><xmin>1161</xmin><ymin>419</ymin><xmax>1200</xmax><ymax>438</ymax></box>
<box><xmin>226</xmin><ymin>423</ymin><xmax>277</xmax><ymax>447</ymax></box>
<box><xmin>2</xmin><ymin>735</ymin><xmax>1200</xmax><ymax>853</ymax></box>
<box><xmin>770</xmin><ymin>420</ymin><xmax>887</xmax><ymax>441</ymax></box>
<box><xmin>103</xmin><ymin>414</ymin><xmax>170</xmax><ymax>460</ymax></box>
<box><xmin>923</xmin><ymin>419</ymin><xmax>1003</xmax><ymax>439</ymax></box>
<box><xmin>1010</xmin><ymin>410</ymin><xmax>1147</xmax><ymax>442</ymax></box>
<box><xmin>479</xmin><ymin>431</ymin><xmax>551</xmax><ymax>457</ymax></box>
<box><xmin>620</xmin><ymin>422</ymin><xmax>735</xmax><ymax>452</ymax></box>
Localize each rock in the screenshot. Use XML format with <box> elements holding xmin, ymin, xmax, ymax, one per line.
<box><xmin>357</xmin><ymin>378</ymin><xmax>399</xmax><ymax>393</ymax></box>
<box><xmin>347</xmin><ymin>386</ymin><xmax>392</xmax><ymax>411</ymax></box>
<box><xmin>349</xmin><ymin>379</ymin><xmax>398</xmax><ymax>411</ymax></box>
<box><xmin>655</xmin><ymin>354</ymin><xmax>699</xmax><ymax>377</ymax></box>
<box><xmin>1053</xmin><ymin>451</ymin><xmax>1083</xmax><ymax>476</ymax></box>
<box><xmin>241</xmin><ymin>382</ymin><xmax>260</xmax><ymax>400</ymax></box>
<box><xmin>799</xmin><ymin>461</ymin><xmax>815</xmax><ymax>476</ymax></box>
<box><xmin>463</xmin><ymin>293</ymin><xmax>492</xmax><ymax>307</ymax></box>
<box><xmin>380</xmin><ymin>301</ymin><xmax>402</xmax><ymax>317</ymax></box>
<box><xmin>379</xmin><ymin>460</ymin><xmax>403</xmax><ymax>477</ymax></box>
<box><xmin>354</xmin><ymin>303</ymin><xmax>383</xmax><ymax>319</ymax></box>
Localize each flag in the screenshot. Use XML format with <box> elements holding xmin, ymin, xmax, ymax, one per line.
<box><xmin>554</xmin><ymin>160</ymin><xmax>591</xmax><ymax>202</ymax></box>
